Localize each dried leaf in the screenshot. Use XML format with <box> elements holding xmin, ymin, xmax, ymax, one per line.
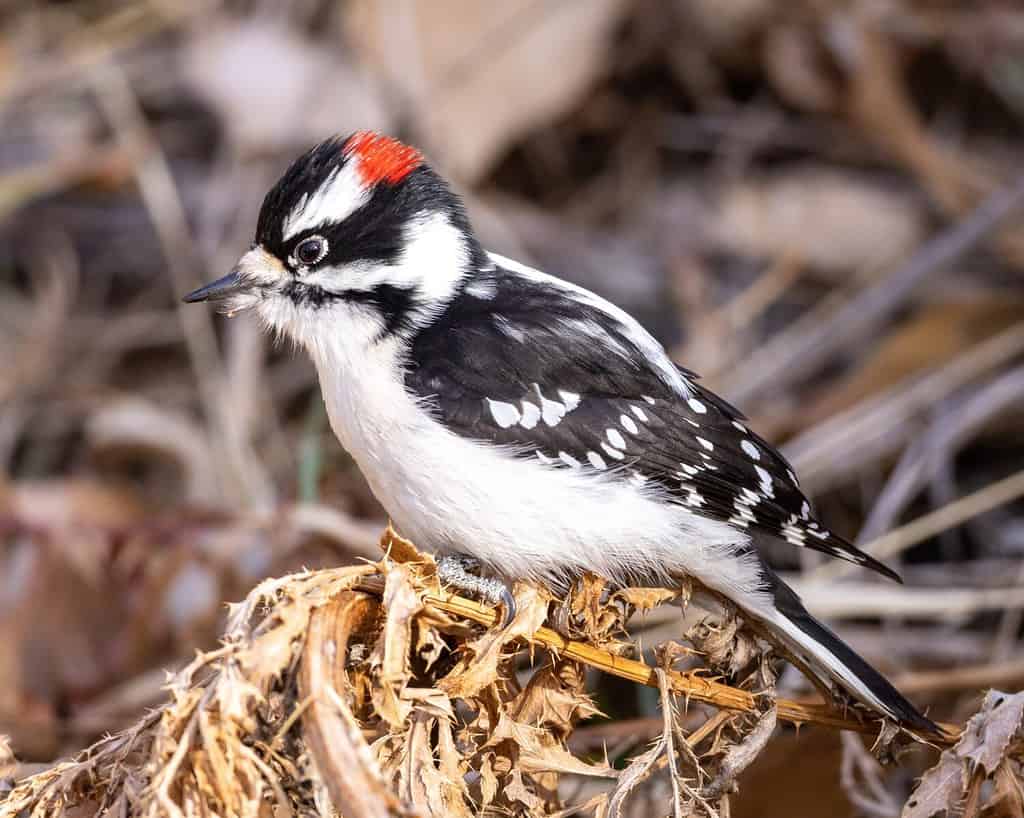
<box><xmin>371</xmin><ymin>564</ymin><xmax>422</xmax><ymax>728</ymax></box>
<box><xmin>435</xmin><ymin>714</ymin><xmax>474</xmax><ymax>818</ymax></box>
<box><xmin>479</xmin><ymin>752</ymin><xmax>500</xmax><ymax>807</ymax></box>
<box><xmin>400</xmin><ymin>687</ymin><xmax>455</xmax><ymax>721</ymax></box>
<box><xmin>379</xmin><ymin>525</ymin><xmax>433</xmax><ymax>570</ymax></box>
<box><xmin>439</xmin><ymin>583</ymin><xmax>548</xmax><ymax>699</ymax></box>
<box><xmin>687</xmin><ymin>615</ymin><xmax>759</xmax><ymax>677</ymax></box>
<box><xmin>710</xmin><ymin>168</ymin><xmax>925</xmax><ymax>276</ymax></box>
<box><xmin>903</xmin><ymin>755</ymin><xmax>968</xmax><ymax>818</ymax></box>
<box><xmin>398</xmin><ymin>711</ymin><xmax>449</xmax><ymax>814</ymax></box>
<box><xmin>959</xmin><ymin>691</ymin><xmax>1024</xmax><ymax>776</ymax></box>
<box><xmin>511</xmin><ymin>664</ymin><xmax>602</xmax><ymax>738</ymax></box>
<box><xmin>612</xmin><ymin>587</ymin><xmax>680</xmax><ymax>615</ymax></box>
<box><xmin>484</xmin><ymin>712</ymin><xmax>616</xmax><ymax>779</ymax></box>
<box><xmin>570</xmin><ymin>573</ymin><xmax>608</xmax><ymax>632</ymax></box>
<box><xmin>183</xmin><ymin>18</ymin><xmax>391</xmax><ymax>152</ymax></box>
<box><xmin>982</xmin><ymin>761</ymin><xmax>1024</xmax><ymax>818</ymax></box>
<box><xmin>414</xmin><ymin>618</ymin><xmax>448</xmax><ymax>673</ymax></box>
<box><xmin>345</xmin><ymin>0</ymin><xmax>630</xmax><ymax>182</ymax></box>
<box><xmin>902</xmin><ymin>690</ymin><xmax>1024</xmax><ymax>818</ymax></box>
<box><xmin>505</xmin><ymin>768</ymin><xmax>549</xmax><ymax>813</ymax></box>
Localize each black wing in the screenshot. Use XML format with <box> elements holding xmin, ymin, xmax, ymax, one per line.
<box><xmin>406</xmin><ymin>265</ymin><xmax>898</xmax><ymax>582</ymax></box>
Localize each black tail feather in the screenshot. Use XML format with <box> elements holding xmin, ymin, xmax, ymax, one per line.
<box><xmin>767</xmin><ymin>571</ymin><xmax>937</xmax><ymax>733</ymax></box>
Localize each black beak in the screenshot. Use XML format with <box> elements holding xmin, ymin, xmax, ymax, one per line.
<box><xmin>182</xmin><ymin>270</ymin><xmax>247</xmax><ymax>303</ymax></box>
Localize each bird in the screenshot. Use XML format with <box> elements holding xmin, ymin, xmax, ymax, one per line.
<box><xmin>183</xmin><ymin>130</ymin><xmax>935</xmax><ymax>732</ymax></box>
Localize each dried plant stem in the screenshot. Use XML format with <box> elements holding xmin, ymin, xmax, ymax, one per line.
<box><xmin>354</xmin><ymin>581</ymin><xmax>961</xmax><ymax>744</ymax></box>
<box><xmin>811</xmin><ymin>468</ymin><xmax>1024</xmax><ymax>583</ymax></box>
<box><xmin>726</xmin><ymin>171</ymin><xmax>1024</xmax><ymax>402</ymax></box>
<box><xmin>895</xmin><ymin>658</ymin><xmax>1024</xmax><ymax>696</ymax></box>
<box><xmin>299</xmin><ymin>592</ymin><xmax>399</xmax><ymax>818</ymax></box>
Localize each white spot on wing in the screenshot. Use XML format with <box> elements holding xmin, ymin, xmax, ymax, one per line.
<box><xmin>631</xmin><ymin>405</ymin><xmax>648</xmax><ymax>422</ymax></box>
<box><xmin>486</xmin><ymin>399</ymin><xmax>520</xmax><ymax>429</ymax></box>
<box><xmin>559</xmin><ymin>451</ymin><xmax>581</xmax><ymax>468</ymax></box>
<box><xmin>520</xmin><ymin>400</ymin><xmax>540</xmax><ymax>429</ymax></box>
<box><xmin>754</xmin><ymin>465</ymin><xmax>774</xmax><ymax>497</ymax></box>
<box><xmin>680</xmin><ymin>482</ymin><xmax>706</xmax><ymax>508</ymax></box>
<box><xmin>558</xmin><ymin>390</ymin><xmax>581</xmax><ymax>411</ymax></box>
<box><xmin>782</xmin><ymin>515</ymin><xmax>807</xmax><ymax>545</ymax></box>
<box><xmin>533</xmin><ymin>385</ymin><xmax>567</xmax><ymax>427</ymax></box>
<box><xmin>642</xmin><ymin>395</ymin><xmax>656</xmax><ymax>405</ymax></box>
<box><xmin>741</xmin><ymin>487</ymin><xmax>762</xmax><ymax>505</ymax></box>
<box><xmin>729</xmin><ymin>489</ymin><xmax>761</xmax><ymax>528</ymax></box>
<box><xmin>587</xmin><ymin>451</ymin><xmax>607</xmax><ymax>470</ymax></box>
<box><xmin>696</xmin><ymin>436</ymin><xmax>714</xmax><ymax>452</ymax></box>
<box><xmin>687</xmin><ymin>398</ymin><xmax>707</xmax><ymax>414</ymax></box>
<box><xmin>620</xmin><ymin>414</ymin><xmax>639</xmax><ymax>435</ymax></box>
<box><xmin>741</xmin><ymin>440</ymin><xmax>760</xmax><ymax>461</ymax></box>
<box><xmin>601</xmin><ymin>442</ymin><xmax>625</xmax><ymax>460</ymax></box>
<box><xmin>606</xmin><ymin>428</ymin><xmax>627</xmax><ymax>449</ymax></box>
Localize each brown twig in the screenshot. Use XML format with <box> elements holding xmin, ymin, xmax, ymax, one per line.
<box><xmin>894</xmin><ymin>658</ymin><xmax>1024</xmax><ymax>696</ymax></box>
<box><xmin>354</xmin><ymin>574</ymin><xmax>960</xmax><ymax>744</ymax></box>
<box><xmin>810</xmin><ymin>468</ymin><xmax>1024</xmax><ymax>583</ymax></box>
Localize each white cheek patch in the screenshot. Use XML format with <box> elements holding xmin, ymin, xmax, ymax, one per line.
<box><xmin>298</xmin><ymin>264</ymin><xmax>348</xmax><ymax>292</ymax></box>
<box><xmin>344</xmin><ymin>212</ymin><xmax>469</xmax><ymax>309</ymax></box>
<box><xmin>283</xmin><ymin>159</ymin><xmax>369</xmax><ymax>241</ymax></box>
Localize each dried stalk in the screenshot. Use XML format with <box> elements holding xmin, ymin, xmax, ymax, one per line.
<box><xmin>354</xmin><ymin>573</ymin><xmax>960</xmax><ymax>744</ymax></box>
<box><xmin>299</xmin><ymin>592</ymin><xmax>399</xmax><ymax>818</ymax></box>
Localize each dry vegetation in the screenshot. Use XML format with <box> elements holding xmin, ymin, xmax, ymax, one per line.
<box><xmin>2</xmin><ymin>0</ymin><xmax>1024</xmax><ymax>815</ymax></box>
<box><xmin>0</xmin><ymin>530</ymin><xmax>1017</xmax><ymax>817</ymax></box>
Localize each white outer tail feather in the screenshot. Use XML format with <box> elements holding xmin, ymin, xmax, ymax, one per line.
<box><xmin>755</xmin><ymin>604</ymin><xmax>900</xmax><ymax>721</ymax></box>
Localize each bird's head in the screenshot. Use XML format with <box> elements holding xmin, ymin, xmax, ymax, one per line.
<box><xmin>184</xmin><ymin>132</ymin><xmax>482</xmax><ymax>347</ymax></box>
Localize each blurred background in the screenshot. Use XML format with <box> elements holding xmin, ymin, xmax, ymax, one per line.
<box><xmin>1</xmin><ymin>1</ymin><xmax>1023</xmax><ymax>815</ymax></box>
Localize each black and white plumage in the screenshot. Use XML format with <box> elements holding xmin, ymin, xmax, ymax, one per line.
<box><xmin>184</xmin><ymin>131</ymin><xmax>934</xmax><ymax>732</ymax></box>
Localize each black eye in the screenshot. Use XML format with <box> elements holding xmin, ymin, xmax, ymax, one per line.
<box><xmin>295</xmin><ymin>236</ymin><xmax>328</xmax><ymax>266</ymax></box>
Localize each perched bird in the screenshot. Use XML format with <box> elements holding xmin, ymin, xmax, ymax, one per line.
<box><xmin>184</xmin><ymin>131</ymin><xmax>934</xmax><ymax>732</ymax></box>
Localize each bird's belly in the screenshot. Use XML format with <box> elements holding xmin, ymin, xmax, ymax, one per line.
<box><xmin>330</xmin><ymin>398</ymin><xmax>758</xmax><ymax>597</ymax></box>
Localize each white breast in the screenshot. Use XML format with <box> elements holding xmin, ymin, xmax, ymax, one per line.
<box><xmin>301</xmin><ymin>307</ymin><xmax>764</xmax><ymax>604</ymax></box>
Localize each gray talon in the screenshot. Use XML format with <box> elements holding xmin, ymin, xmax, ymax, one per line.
<box><xmin>498</xmin><ymin>585</ymin><xmax>517</xmax><ymax>626</ymax></box>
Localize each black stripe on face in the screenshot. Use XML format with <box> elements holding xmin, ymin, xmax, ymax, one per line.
<box><xmin>280</xmin><ymin>280</ymin><xmax>418</xmax><ymax>337</ymax></box>
<box><xmin>340</xmin><ymin>284</ymin><xmax>419</xmax><ymax>336</ymax></box>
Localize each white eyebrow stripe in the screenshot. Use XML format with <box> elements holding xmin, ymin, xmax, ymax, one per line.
<box><xmin>282</xmin><ymin>159</ymin><xmax>370</xmax><ymax>241</ymax></box>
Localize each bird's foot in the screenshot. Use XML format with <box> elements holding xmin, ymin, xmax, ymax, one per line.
<box><xmin>436</xmin><ymin>554</ymin><xmax>516</xmax><ymax>627</ymax></box>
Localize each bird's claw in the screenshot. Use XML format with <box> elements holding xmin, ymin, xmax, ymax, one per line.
<box><xmin>497</xmin><ymin>584</ymin><xmax>517</xmax><ymax>627</ymax></box>
<box><xmin>437</xmin><ymin>554</ymin><xmax>515</xmax><ymax>627</ymax></box>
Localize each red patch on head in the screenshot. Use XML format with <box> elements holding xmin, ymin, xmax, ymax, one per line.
<box><xmin>343</xmin><ymin>131</ymin><xmax>423</xmax><ymax>186</ymax></box>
